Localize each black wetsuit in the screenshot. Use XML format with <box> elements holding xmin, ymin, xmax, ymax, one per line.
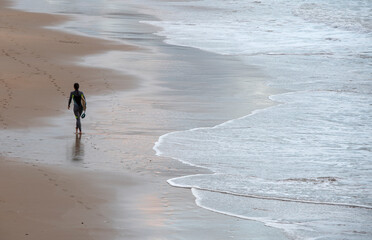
<box><xmin>68</xmin><ymin>90</ymin><xmax>86</xmax><ymax>132</ymax></box>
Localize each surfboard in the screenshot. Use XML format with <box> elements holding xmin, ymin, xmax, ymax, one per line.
<box><xmin>81</xmin><ymin>96</ymin><xmax>86</xmax><ymax>111</ymax></box>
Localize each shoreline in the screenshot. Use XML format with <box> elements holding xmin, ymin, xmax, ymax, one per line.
<box><xmin>0</xmin><ymin>0</ymin><xmax>290</xmax><ymax>239</ymax></box>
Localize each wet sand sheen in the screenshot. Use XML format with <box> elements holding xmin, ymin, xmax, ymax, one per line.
<box><xmin>0</xmin><ymin>0</ymin><xmax>138</xmax><ymax>129</ymax></box>
<box><xmin>0</xmin><ymin>0</ymin><xmax>289</xmax><ymax>239</ymax></box>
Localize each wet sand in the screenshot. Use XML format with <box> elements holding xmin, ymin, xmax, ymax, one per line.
<box><xmin>0</xmin><ymin>0</ymin><xmax>289</xmax><ymax>239</ymax></box>
<box><xmin>0</xmin><ymin>0</ymin><xmax>138</xmax><ymax>129</ymax></box>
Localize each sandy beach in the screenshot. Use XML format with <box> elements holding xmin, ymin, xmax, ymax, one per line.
<box><xmin>0</xmin><ymin>0</ymin><xmax>290</xmax><ymax>239</ymax></box>
<box><xmin>0</xmin><ymin>0</ymin><xmax>140</xmax><ymax>129</ymax></box>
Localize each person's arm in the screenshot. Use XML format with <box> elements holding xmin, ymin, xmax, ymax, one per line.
<box><xmin>68</xmin><ymin>92</ymin><xmax>73</xmax><ymax>109</ymax></box>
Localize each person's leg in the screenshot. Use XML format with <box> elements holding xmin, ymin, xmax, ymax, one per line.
<box><xmin>78</xmin><ymin>107</ymin><xmax>83</xmax><ymax>133</ymax></box>
<box><xmin>74</xmin><ymin>105</ymin><xmax>81</xmax><ymax>133</ymax></box>
<box><xmin>76</xmin><ymin>117</ymin><xmax>81</xmax><ymax>133</ymax></box>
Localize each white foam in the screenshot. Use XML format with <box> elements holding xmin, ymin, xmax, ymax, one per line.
<box><xmin>191</xmin><ymin>188</ymin><xmax>372</xmax><ymax>240</ymax></box>
<box><xmin>151</xmin><ymin>1</ymin><xmax>372</xmax><ymax>238</ymax></box>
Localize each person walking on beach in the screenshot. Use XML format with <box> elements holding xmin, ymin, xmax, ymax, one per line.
<box><xmin>68</xmin><ymin>83</ymin><xmax>86</xmax><ymax>134</ymax></box>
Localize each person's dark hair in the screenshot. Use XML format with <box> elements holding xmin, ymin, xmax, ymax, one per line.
<box><xmin>74</xmin><ymin>83</ymin><xmax>79</xmax><ymax>91</ymax></box>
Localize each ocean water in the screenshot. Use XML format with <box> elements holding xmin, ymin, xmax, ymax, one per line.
<box><xmin>150</xmin><ymin>0</ymin><xmax>372</xmax><ymax>239</ymax></box>
<box><xmin>11</xmin><ymin>0</ymin><xmax>372</xmax><ymax>239</ymax></box>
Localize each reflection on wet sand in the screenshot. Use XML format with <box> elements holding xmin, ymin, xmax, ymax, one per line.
<box><xmin>72</xmin><ymin>134</ymin><xmax>84</xmax><ymax>161</ymax></box>
<box><xmin>136</xmin><ymin>194</ymin><xmax>167</xmax><ymax>228</ymax></box>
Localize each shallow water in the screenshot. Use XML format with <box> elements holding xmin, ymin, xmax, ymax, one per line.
<box><xmin>155</xmin><ymin>90</ymin><xmax>372</xmax><ymax>239</ymax></box>
<box><xmin>150</xmin><ymin>0</ymin><xmax>372</xmax><ymax>239</ymax></box>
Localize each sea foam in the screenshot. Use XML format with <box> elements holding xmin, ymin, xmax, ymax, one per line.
<box><xmin>151</xmin><ymin>0</ymin><xmax>372</xmax><ymax>239</ymax></box>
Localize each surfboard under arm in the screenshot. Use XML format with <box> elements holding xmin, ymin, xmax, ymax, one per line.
<box><xmin>81</xmin><ymin>96</ymin><xmax>86</xmax><ymax>111</ymax></box>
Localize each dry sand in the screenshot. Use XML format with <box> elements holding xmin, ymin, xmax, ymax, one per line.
<box><xmin>0</xmin><ymin>0</ymin><xmax>138</xmax><ymax>129</ymax></box>
<box><xmin>0</xmin><ymin>2</ymin><xmax>140</xmax><ymax>239</ymax></box>
<box><xmin>0</xmin><ymin>0</ymin><xmax>289</xmax><ymax>239</ymax></box>
<box><xmin>0</xmin><ymin>158</ymin><xmax>126</xmax><ymax>240</ymax></box>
